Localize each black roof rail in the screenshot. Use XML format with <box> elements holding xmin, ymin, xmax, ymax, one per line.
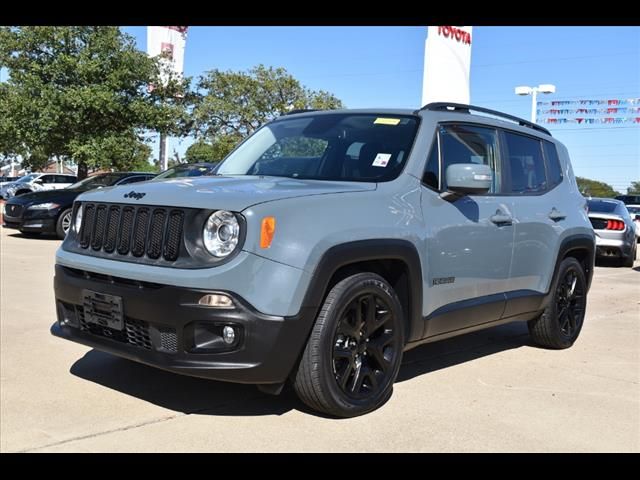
<box><xmin>283</xmin><ymin>108</ymin><xmax>322</xmax><ymax>115</ymax></box>
<box><xmin>418</xmin><ymin>102</ymin><xmax>551</xmax><ymax>136</ymax></box>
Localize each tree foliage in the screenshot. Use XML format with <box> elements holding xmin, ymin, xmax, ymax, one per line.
<box><xmin>627</xmin><ymin>181</ymin><xmax>640</xmax><ymax>194</ymax></box>
<box><xmin>185</xmin><ymin>140</ymin><xmax>219</xmax><ymax>163</ymax></box>
<box><xmin>0</xmin><ymin>26</ymin><xmax>188</xmax><ymax>178</ymax></box>
<box><xmin>192</xmin><ymin>64</ymin><xmax>344</xmax><ymax>159</ymax></box>
<box><xmin>576</xmin><ymin>177</ymin><xmax>620</xmax><ymax>198</ymax></box>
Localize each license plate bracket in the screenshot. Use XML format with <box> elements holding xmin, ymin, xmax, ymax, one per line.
<box><xmin>82</xmin><ymin>290</ymin><xmax>124</xmax><ymax>331</ymax></box>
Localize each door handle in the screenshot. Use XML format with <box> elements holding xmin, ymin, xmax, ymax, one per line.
<box><xmin>548</xmin><ymin>208</ymin><xmax>566</xmax><ymax>221</ymax></box>
<box><xmin>490</xmin><ymin>212</ymin><xmax>513</xmax><ymax>226</ymax></box>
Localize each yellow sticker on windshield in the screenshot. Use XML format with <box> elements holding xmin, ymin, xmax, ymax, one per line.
<box><xmin>374</xmin><ymin>117</ymin><xmax>401</xmax><ymax>125</ymax></box>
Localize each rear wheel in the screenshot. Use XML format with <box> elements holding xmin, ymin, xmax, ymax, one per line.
<box><xmin>56</xmin><ymin>208</ymin><xmax>73</xmax><ymax>239</ymax></box>
<box><xmin>528</xmin><ymin>257</ymin><xmax>587</xmax><ymax>349</ymax></box>
<box><xmin>622</xmin><ymin>242</ymin><xmax>636</xmax><ymax>267</ymax></box>
<box><xmin>293</xmin><ymin>272</ymin><xmax>404</xmax><ymax>417</ymax></box>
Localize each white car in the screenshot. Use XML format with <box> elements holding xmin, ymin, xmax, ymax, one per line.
<box><xmin>0</xmin><ymin>173</ymin><xmax>77</xmax><ymax>199</ymax></box>
<box><xmin>626</xmin><ymin>204</ymin><xmax>640</xmax><ymax>240</ymax></box>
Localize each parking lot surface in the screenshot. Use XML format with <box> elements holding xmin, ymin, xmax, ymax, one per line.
<box><xmin>1</xmin><ymin>226</ymin><xmax>638</xmax><ymax>452</ymax></box>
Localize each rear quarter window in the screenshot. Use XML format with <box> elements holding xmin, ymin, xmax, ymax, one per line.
<box><xmin>543</xmin><ymin>141</ymin><xmax>563</xmax><ymax>188</ymax></box>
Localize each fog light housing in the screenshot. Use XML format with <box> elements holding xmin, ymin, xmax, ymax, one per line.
<box><xmin>187</xmin><ymin>322</ymin><xmax>243</xmax><ymax>353</ymax></box>
<box><xmin>222</xmin><ymin>326</ymin><xmax>236</xmax><ymax>344</ymax></box>
<box><xmin>57</xmin><ymin>301</ymin><xmax>79</xmax><ymax>328</ymax></box>
<box><xmin>198</xmin><ymin>293</ymin><xmax>234</xmax><ymax>308</ymax></box>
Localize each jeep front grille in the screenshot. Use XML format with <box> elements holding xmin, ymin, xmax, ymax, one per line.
<box><xmin>78</xmin><ymin>203</ymin><xmax>185</xmax><ymax>263</ymax></box>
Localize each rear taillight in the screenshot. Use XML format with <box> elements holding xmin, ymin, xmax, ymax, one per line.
<box><xmin>605</xmin><ymin>220</ymin><xmax>625</xmax><ymax>231</ymax></box>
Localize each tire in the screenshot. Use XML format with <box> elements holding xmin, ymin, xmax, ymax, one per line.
<box><xmin>293</xmin><ymin>272</ymin><xmax>405</xmax><ymax>417</ymax></box>
<box><xmin>622</xmin><ymin>242</ymin><xmax>636</xmax><ymax>268</ymax></box>
<box><xmin>528</xmin><ymin>257</ymin><xmax>587</xmax><ymax>349</ymax></box>
<box><xmin>56</xmin><ymin>208</ymin><xmax>73</xmax><ymax>239</ymax></box>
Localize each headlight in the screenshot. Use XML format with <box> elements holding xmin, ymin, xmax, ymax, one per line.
<box><xmin>203</xmin><ymin>210</ymin><xmax>240</xmax><ymax>257</ymax></box>
<box><xmin>28</xmin><ymin>202</ymin><xmax>60</xmax><ymax>210</ymax></box>
<box><xmin>73</xmin><ymin>204</ymin><xmax>83</xmax><ymax>233</ymax></box>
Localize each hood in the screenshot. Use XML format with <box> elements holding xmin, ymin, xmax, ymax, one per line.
<box><xmin>7</xmin><ymin>188</ymin><xmax>81</xmax><ymax>206</ymax></box>
<box><xmin>76</xmin><ymin>175</ymin><xmax>376</xmax><ymax>211</ymax></box>
<box><xmin>0</xmin><ymin>181</ymin><xmax>20</xmax><ymax>190</ymax></box>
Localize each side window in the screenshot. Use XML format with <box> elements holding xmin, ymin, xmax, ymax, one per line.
<box><xmin>118</xmin><ymin>176</ymin><xmax>149</xmax><ymax>185</ymax></box>
<box><xmin>55</xmin><ymin>175</ymin><xmax>73</xmax><ymax>183</ymax></box>
<box><xmin>504</xmin><ymin>132</ymin><xmax>547</xmax><ymax>194</ymax></box>
<box><xmin>543</xmin><ymin>140</ymin><xmax>563</xmax><ymax>188</ymax></box>
<box><xmin>422</xmin><ymin>141</ymin><xmax>439</xmax><ymax>190</ymax></box>
<box><xmin>439</xmin><ymin>124</ymin><xmax>500</xmax><ymax>193</ymax></box>
<box><xmin>40</xmin><ymin>175</ymin><xmax>56</xmax><ymax>184</ymax></box>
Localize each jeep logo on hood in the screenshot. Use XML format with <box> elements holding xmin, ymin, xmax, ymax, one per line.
<box><xmin>124</xmin><ymin>191</ymin><xmax>146</xmax><ymax>200</ymax></box>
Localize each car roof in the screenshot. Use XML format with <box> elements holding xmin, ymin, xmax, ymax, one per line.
<box><xmin>275</xmin><ymin>106</ymin><xmax>553</xmax><ymax>140</ymax></box>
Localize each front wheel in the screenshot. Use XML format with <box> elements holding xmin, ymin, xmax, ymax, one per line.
<box><xmin>56</xmin><ymin>208</ymin><xmax>73</xmax><ymax>239</ymax></box>
<box><xmin>528</xmin><ymin>257</ymin><xmax>587</xmax><ymax>349</ymax></box>
<box><xmin>293</xmin><ymin>272</ymin><xmax>405</xmax><ymax>417</ymax></box>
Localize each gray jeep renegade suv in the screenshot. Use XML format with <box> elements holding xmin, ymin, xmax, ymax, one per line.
<box><xmin>52</xmin><ymin>103</ymin><xmax>595</xmax><ymax>417</ymax></box>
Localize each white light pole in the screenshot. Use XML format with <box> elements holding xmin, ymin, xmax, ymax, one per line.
<box><xmin>515</xmin><ymin>84</ymin><xmax>556</xmax><ymax>123</ymax></box>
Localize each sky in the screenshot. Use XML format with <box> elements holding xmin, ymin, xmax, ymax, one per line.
<box><xmin>5</xmin><ymin>27</ymin><xmax>640</xmax><ymax>191</ymax></box>
<box><xmin>121</xmin><ymin>26</ymin><xmax>639</xmax><ymax>193</ymax></box>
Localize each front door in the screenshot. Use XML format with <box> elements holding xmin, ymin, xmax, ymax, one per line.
<box><xmin>420</xmin><ymin>123</ymin><xmax>514</xmax><ymax>337</ymax></box>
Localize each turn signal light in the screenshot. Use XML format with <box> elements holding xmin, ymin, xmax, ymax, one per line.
<box><xmin>260</xmin><ymin>216</ymin><xmax>276</xmax><ymax>249</ymax></box>
<box><xmin>198</xmin><ymin>294</ymin><xmax>234</xmax><ymax>308</ymax></box>
<box><xmin>605</xmin><ymin>220</ymin><xmax>625</xmax><ymax>231</ymax></box>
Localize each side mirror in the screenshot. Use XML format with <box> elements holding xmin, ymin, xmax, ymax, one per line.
<box><xmin>635</xmin><ymin>214</ymin><xmax>640</xmax><ymax>222</ymax></box>
<box><xmin>33</xmin><ymin>178</ymin><xmax>43</xmax><ymax>184</ymax></box>
<box><xmin>444</xmin><ymin>163</ymin><xmax>492</xmax><ymax>198</ymax></box>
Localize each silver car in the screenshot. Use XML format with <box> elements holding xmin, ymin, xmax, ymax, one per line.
<box><xmin>588</xmin><ymin>198</ymin><xmax>637</xmax><ymax>267</ymax></box>
<box><xmin>626</xmin><ymin>204</ymin><xmax>640</xmax><ymax>240</ymax></box>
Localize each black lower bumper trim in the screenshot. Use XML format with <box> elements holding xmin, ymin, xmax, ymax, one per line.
<box><xmin>52</xmin><ymin>264</ymin><xmax>315</xmax><ymax>384</ymax></box>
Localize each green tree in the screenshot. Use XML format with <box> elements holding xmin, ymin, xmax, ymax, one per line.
<box><xmin>185</xmin><ymin>140</ymin><xmax>219</xmax><ymax>163</ymax></box>
<box><xmin>192</xmin><ymin>64</ymin><xmax>343</xmax><ymax>159</ymax></box>
<box><xmin>0</xmin><ymin>26</ymin><xmax>188</xmax><ymax>179</ymax></box>
<box><xmin>627</xmin><ymin>181</ymin><xmax>640</xmax><ymax>194</ymax></box>
<box><xmin>576</xmin><ymin>177</ymin><xmax>620</xmax><ymax>198</ymax></box>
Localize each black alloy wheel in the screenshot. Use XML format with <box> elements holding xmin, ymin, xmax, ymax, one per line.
<box><xmin>332</xmin><ymin>292</ymin><xmax>397</xmax><ymax>399</ymax></box>
<box><xmin>293</xmin><ymin>272</ymin><xmax>404</xmax><ymax>417</ymax></box>
<box><xmin>554</xmin><ymin>266</ymin><xmax>586</xmax><ymax>338</ymax></box>
<box><xmin>528</xmin><ymin>257</ymin><xmax>587</xmax><ymax>349</ymax></box>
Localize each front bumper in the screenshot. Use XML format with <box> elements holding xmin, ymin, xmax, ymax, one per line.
<box><xmin>52</xmin><ymin>264</ymin><xmax>315</xmax><ymax>384</ymax></box>
<box><xmin>2</xmin><ymin>206</ymin><xmax>59</xmax><ymax>233</ymax></box>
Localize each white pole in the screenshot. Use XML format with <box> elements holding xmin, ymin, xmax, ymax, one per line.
<box><xmin>531</xmin><ymin>88</ymin><xmax>538</xmax><ymax>123</ymax></box>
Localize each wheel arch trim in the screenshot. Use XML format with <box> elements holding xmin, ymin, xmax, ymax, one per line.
<box><xmin>297</xmin><ymin>239</ymin><xmax>423</xmax><ymax>343</ymax></box>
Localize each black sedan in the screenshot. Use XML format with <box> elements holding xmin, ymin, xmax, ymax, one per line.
<box><xmin>2</xmin><ymin>172</ymin><xmax>155</xmax><ymax>239</ymax></box>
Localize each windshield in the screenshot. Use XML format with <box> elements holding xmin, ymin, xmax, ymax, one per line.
<box><xmin>153</xmin><ymin>164</ymin><xmax>216</xmax><ymax>180</ymax></box>
<box><xmin>216</xmin><ymin>113</ymin><xmax>420</xmax><ymax>182</ymax></box>
<box><xmin>588</xmin><ymin>200</ymin><xmax>620</xmax><ymax>214</ymax></box>
<box><xmin>15</xmin><ymin>174</ymin><xmax>39</xmax><ymax>184</ymax></box>
<box><xmin>68</xmin><ymin>174</ymin><xmax>126</xmax><ymax>190</ymax></box>
<box><xmin>627</xmin><ymin>206</ymin><xmax>640</xmax><ymax>214</ymax></box>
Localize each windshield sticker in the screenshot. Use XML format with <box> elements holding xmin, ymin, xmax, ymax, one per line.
<box><xmin>372</xmin><ymin>153</ymin><xmax>392</xmax><ymax>167</ymax></box>
<box><xmin>374</xmin><ymin>117</ymin><xmax>401</xmax><ymax>125</ymax></box>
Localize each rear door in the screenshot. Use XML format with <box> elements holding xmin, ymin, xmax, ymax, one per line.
<box><xmin>54</xmin><ymin>175</ymin><xmax>76</xmax><ymax>189</ymax></box>
<box><xmin>500</xmin><ymin>132</ymin><xmax>563</xmax><ymax>317</ymax></box>
<box><xmin>420</xmin><ymin>123</ymin><xmax>515</xmax><ymax>337</ymax></box>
